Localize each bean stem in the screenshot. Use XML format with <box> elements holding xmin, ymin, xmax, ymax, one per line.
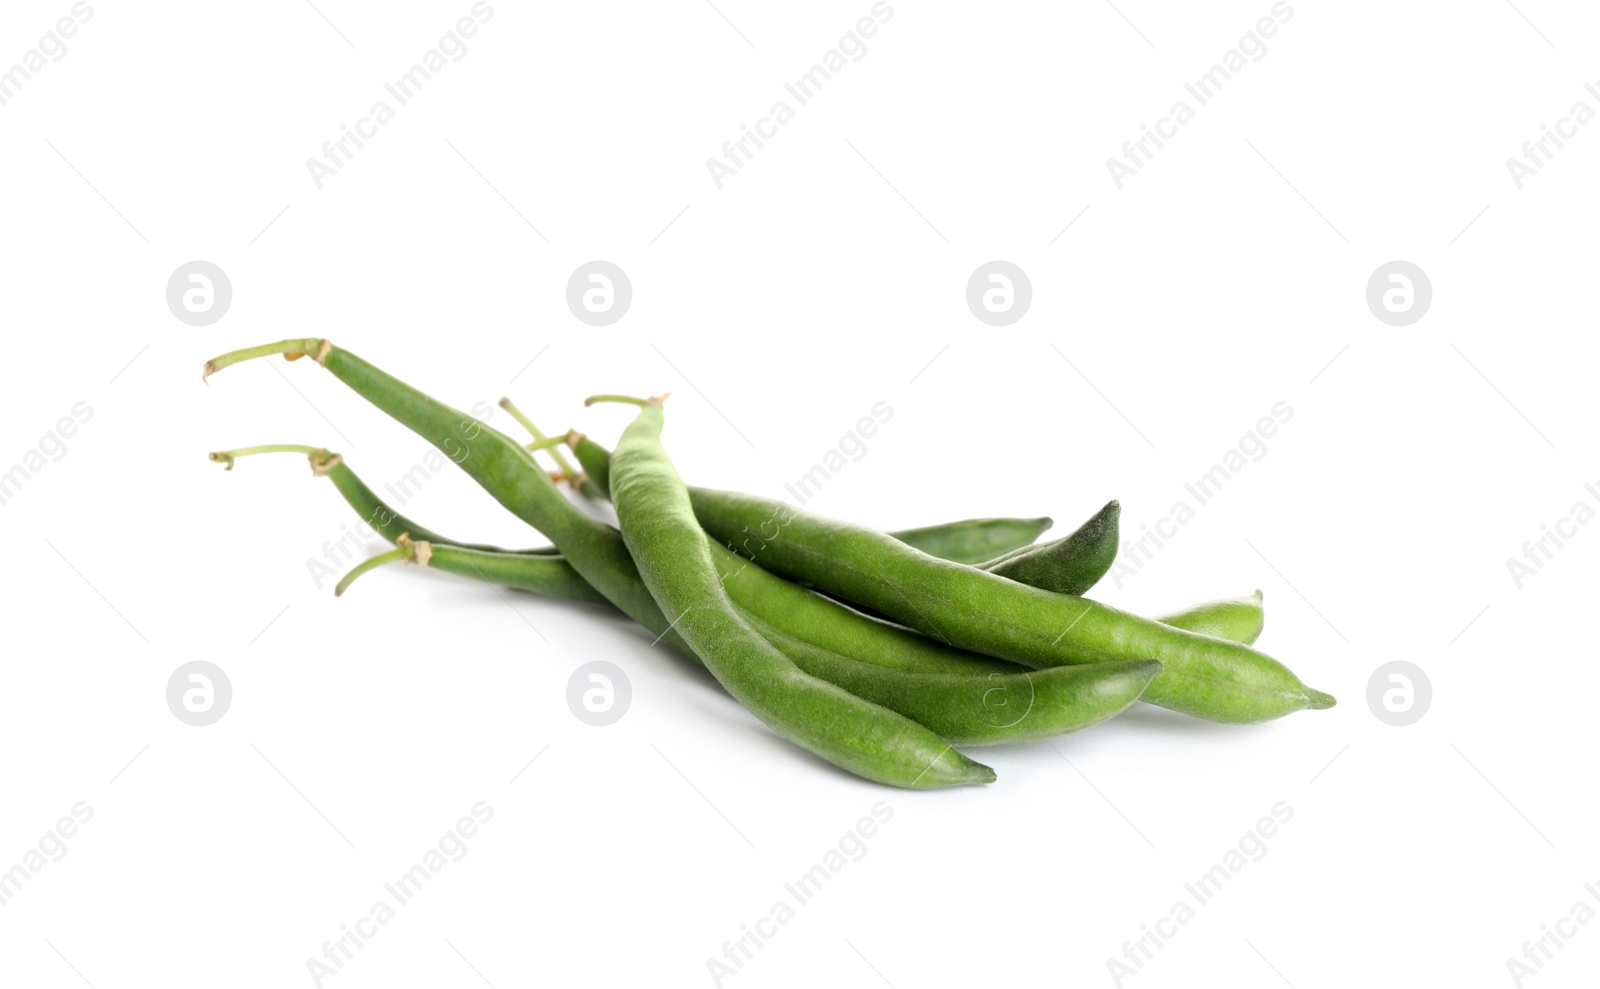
<box><xmin>584</xmin><ymin>394</ymin><xmax>666</xmax><ymax>408</ymax></box>
<box><xmin>335</xmin><ymin>535</ymin><xmax>428</xmax><ymax>597</ymax></box>
<box><xmin>500</xmin><ymin>397</ymin><xmax>578</xmax><ymax>476</ymax></box>
<box><xmin>203</xmin><ymin>338</ymin><xmax>323</xmax><ymax>380</ymax></box>
<box><xmin>209</xmin><ymin>444</ymin><xmax>325</xmax><ymax>470</ymax></box>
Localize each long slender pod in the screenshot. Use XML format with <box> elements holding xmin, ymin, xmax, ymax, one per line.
<box><xmin>605</xmin><ymin>396</ymin><xmax>994</xmax><ymax>786</ymax></box>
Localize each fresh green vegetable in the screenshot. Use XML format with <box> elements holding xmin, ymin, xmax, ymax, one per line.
<box><xmin>885</xmin><ymin>517</ymin><xmax>1053</xmax><ymax>566</ymax></box>
<box><xmin>1156</xmin><ymin>591</ymin><xmax>1265</xmax><ymax>646</ymax></box>
<box><xmin>985</xmin><ymin>500</ymin><xmax>1120</xmax><ymax>595</ymax></box>
<box><xmin>604</xmin><ymin>394</ymin><xmax>995</xmax><ymax>787</ymax></box>
<box><xmin>203</xmin><ymin>337</ymin><xmax>1335</xmax><ymax>791</ymax></box>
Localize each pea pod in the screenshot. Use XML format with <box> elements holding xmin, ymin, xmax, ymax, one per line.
<box><xmin>606</xmin><ymin>396</ymin><xmax>995</xmax><ymax>787</ymax></box>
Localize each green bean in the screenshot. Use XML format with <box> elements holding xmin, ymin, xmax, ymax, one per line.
<box><xmin>1157</xmin><ymin>591</ymin><xmax>1264</xmax><ymax>646</ymax></box>
<box><xmin>605</xmin><ymin>395</ymin><xmax>994</xmax><ymax>787</ymax></box>
<box><xmin>985</xmin><ymin>500</ymin><xmax>1120</xmax><ymax>595</ymax></box>
<box><xmin>684</xmin><ymin>487</ymin><xmax>1335</xmax><ymax>724</ymax></box>
<box><xmin>569</xmin><ymin>431</ymin><xmax>615</xmax><ymax>494</ymax></box>
<box><xmin>888</xmin><ymin>517</ymin><xmax>1052</xmax><ymax>565</ymax></box>
<box><xmin>566</xmin><ymin>432</ymin><xmax>1052</xmax><ymax>565</ymax></box>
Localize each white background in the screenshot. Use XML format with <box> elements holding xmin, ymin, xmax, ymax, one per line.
<box><xmin>2</xmin><ymin>1</ymin><xmax>1597</xmax><ymax>986</ymax></box>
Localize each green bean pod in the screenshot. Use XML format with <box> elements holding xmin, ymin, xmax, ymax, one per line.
<box><xmin>754</xmin><ymin>616</ymin><xmax>1160</xmax><ymax>746</ymax></box>
<box><xmin>609</xmin><ymin>399</ymin><xmax>996</xmax><ymax>787</ymax></box>
<box><xmin>686</xmin><ymin>487</ymin><xmax>1335</xmax><ymax>724</ymax></box>
<box><xmin>985</xmin><ymin>500</ymin><xmax>1120</xmax><ymax>596</ymax></box>
<box><xmin>424</xmin><ymin>543</ymin><xmax>610</xmax><ymax>604</ymax></box>
<box><xmin>889</xmin><ymin>517</ymin><xmax>1053</xmax><ymax>565</ymax></box>
<box><xmin>1157</xmin><ymin>591</ymin><xmax>1265</xmax><ymax>646</ymax></box>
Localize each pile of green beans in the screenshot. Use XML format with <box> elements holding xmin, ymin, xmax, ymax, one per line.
<box><xmin>205</xmin><ymin>339</ymin><xmax>1335</xmax><ymax>789</ymax></box>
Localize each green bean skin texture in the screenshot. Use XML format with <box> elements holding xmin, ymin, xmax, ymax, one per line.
<box><xmin>425</xmin><ymin>544</ymin><xmax>611</xmax><ymax>605</ymax></box>
<box><xmin>571</xmin><ymin>433</ymin><xmax>614</xmax><ymax>496</ymax></box>
<box><xmin>570</xmin><ymin>435</ymin><xmax>1052</xmax><ymax>567</ymax></box>
<box><xmin>888</xmin><ymin>517</ymin><xmax>1052</xmax><ymax>566</ymax></box>
<box><xmin>714</xmin><ymin>551</ymin><xmax>1019</xmax><ymax>676</ymax></box>
<box><xmin>1158</xmin><ymin>592</ymin><xmax>1264</xmax><ymax>646</ymax></box>
<box><xmin>755</xmin><ymin>616</ymin><xmax>1160</xmax><ymax>746</ymax></box>
<box><xmin>688</xmin><ymin>488</ymin><xmax>1335</xmax><ymax>724</ymax></box>
<box><xmin>985</xmin><ymin>501</ymin><xmax>1120</xmax><ymax>596</ymax></box>
<box><xmin>610</xmin><ymin>401</ymin><xmax>995</xmax><ymax>788</ymax></box>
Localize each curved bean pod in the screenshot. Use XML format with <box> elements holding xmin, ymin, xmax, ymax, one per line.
<box><xmin>608</xmin><ymin>398</ymin><xmax>995</xmax><ymax>787</ymax></box>
<box><xmin>754</xmin><ymin>614</ymin><xmax>1160</xmax><ymax>746</ymax></box>
<box><xmin>985</xmin><ymin>500</ymin><xmax>1120</xmax><ymax>596</ymax></box>
<box><xmin>888</xmin><ymin>517</ymin><xmax>1052</xmax><ymax>565</ymax></box>
<box><xmin>1157</xmin><ymin>591</ymin><xmax>1265</xmax><ymax>646</ymax></box>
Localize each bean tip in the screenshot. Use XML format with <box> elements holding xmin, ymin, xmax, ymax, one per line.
<box><xmin>1305</xmin><ymin>689</ymin><xmax>1336</xmax><ymax>710</ymax></box>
